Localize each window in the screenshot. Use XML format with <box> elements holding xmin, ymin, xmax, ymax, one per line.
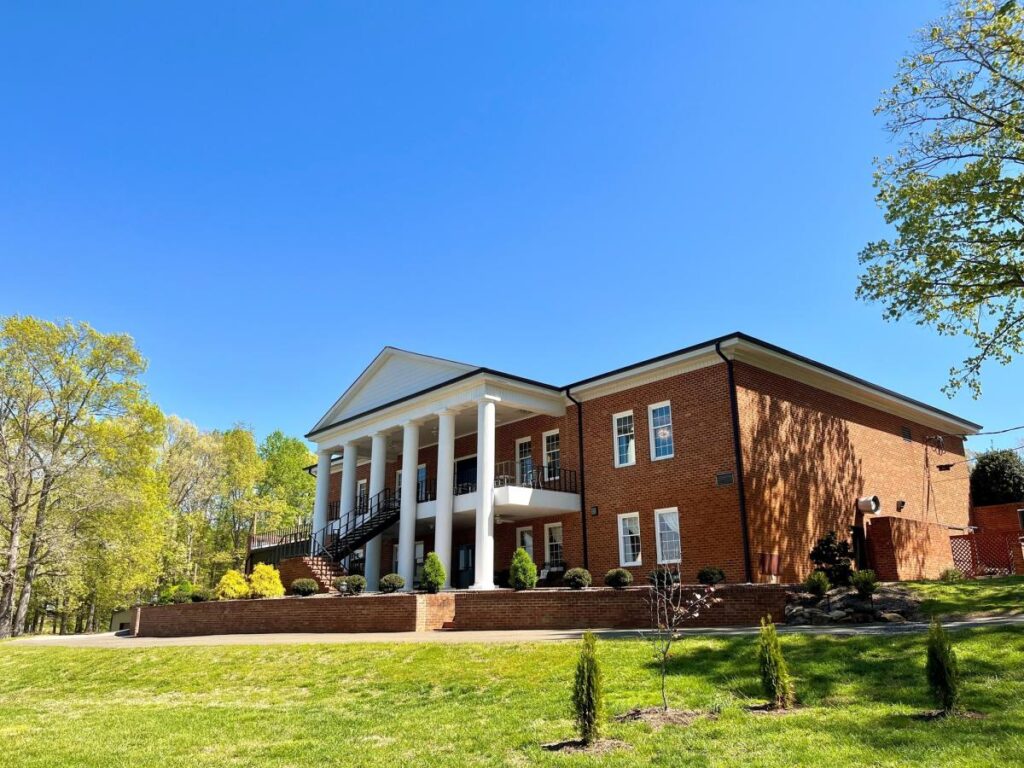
<box><xmin>396</xmin><ymin>464</ymin><xmax>427</xmax><ymax>500</ymax></box>
<box><xmin>516</xmin><ymin>437</ymin><xmax>533</xmax><ymax>484</ymax></box>
<box><xmin>517</xmin><ymin>526</ymin><xmax>534</xmax><ymax>558</ymax></box>
<box><xmin>356</xmin><ymin>479</ymin><xmax>369</xmax><ymax>514</ymax></box>
<box><xmin>543</xmin><ymin>430</ymin><xmax>560</xmax><ymax>480</ymax></box>
<box><xmin>545</xmin><ymin>523</ymin><xmax>564</xmax><ymax>568</ymax></box>
<box><xmin>618</xmin><ymin>513</ymin><xmax>642</xmax><ymax>566</ymax></box>
<box><xmin>1018</xmin><ymin>508</ymin><xmax>1024</xmax><ymax>530</ymax></box>
<box><xmin>648</xmin><ymin>401</ymin><xmax>674</xmax><ymax>460</ymax></box>
<box><xmin>654</xmin><ymin>507</ymin><xmax>681</xmax><ymax>564</ymax></box>
<box><xmin>392</xmin><ymin>541</ymin><xmax>425</xmax><ymax>582</ymax></box>
<box><xmin>613</xmin><ymin>411</ymin><xmax>636</xmax><ymax>468</ymax></box>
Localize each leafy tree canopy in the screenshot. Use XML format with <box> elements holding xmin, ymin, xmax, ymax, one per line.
<box><xmin>970</xmin><ymin>448</ymin><xmax>1024</xmax><ymax>504</ymax></box>
<box><xmin>859</xmin><ymin>0</ymin><xmax>1024</xmax><ymax>396</ymax></box>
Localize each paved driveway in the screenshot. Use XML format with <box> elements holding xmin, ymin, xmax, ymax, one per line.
<box><xmin>6</xmin><ymin>614</ymin><xmax>1023</xmax><ymax>649</ymax></box>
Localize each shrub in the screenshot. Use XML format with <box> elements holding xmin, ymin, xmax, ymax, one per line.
<box><xmin>379</xmin><ymin>573</ymin><xmax>405</xmax><ymax>593</ymax></box>
<box><xmin>171</xmin><ymin>588</ymin><xmax>192</xmax><ymax>604</ymax></box>
<box><xmin>190</xmin><ymin>587</ymin><xmax>212</xmax><ymax>603</ymax></box>
<box><xmin>564</xmin><ymin>568</ymin><xmax>592</xmax><ymax>590</ymax></box>
<box><xmin>422</xmin><ymin>552</ymin><xmax>446</xmax><ymax>594</ymax></box>
<box><xmin>926</xmin><ymin>618</ymin><xmax>961</xmax><ymax>714</ymax></box>
<box><xmin>697</xmin><ymin>566</ymin><xmax>726</xmax><ymax>585</ymax></box>
<box><xmin>509</xmin><ymin>547</ymin><xmax>538</xmax><ymax>591</ymax></box>
<box><xmin>940</xmin><ymin>567</ymin><xmax>965</xmax><ymax>582</ymax></box>
<box><xmin>804</xmin><ymin>570</ymin><xmax>831</xmax><ymax>597</ymax></box>
<box><xmin>851</xmin><ymin>569</ymin><xmax>878</xmax><ymax>598</ymax></box>
<box><xmin>346</xmin><ymin>574</ymin><xmax>367</xmax><ymax>594</ymax></box>
<box><xmin>248</xmin><ymin>563</ymin><xmax>285</xmax><ymax>598</ymax></box>
<box><xmin>809</xmin><ymin>531</ymin><xmax>855</xmax><ymax>586</ymax></box>
<box><xmin>648</xmin><ymin>567</ymin><xmax>679</xmax><ymax>588</ymax></box>
<box><xmin>290</xmin><ymin>578</ymin><xmax>319</xmax><ymax>597</ymax></box>
<box><xmin>158</xmin><ymin>581</ymin><xmax>192</xmax><ymax>605</ymax></box>
<box><xmin>758</xmin><ymin>616</ymin><xmax>795</xmax><ymax>709</ymax></box>
<box><xmin>214</xmin><ymin>570</ymin><xmax>251</xmax><ymax>600</ymax></box>
<box><xmin>604</xmin><ymin>568</ymin><xmax>633</xmax><ymax>589</ymax></box>
<box><xmin>572</xmin><ymin>631</ymin><xmax>604</xmax><ymax>745</ymax></box>
<box><xmin>332</xmin><ymin>576</ymin><xmax>348</xmax><ymax>593</ymax></box>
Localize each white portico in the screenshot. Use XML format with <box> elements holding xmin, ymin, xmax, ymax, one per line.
<box><xmin>305</xmin><ymin>348</ymin><xmax>576</xmax><ymax>592</ymax></box>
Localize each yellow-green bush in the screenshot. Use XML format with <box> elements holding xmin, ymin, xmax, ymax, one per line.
<box><xmin>214</xmin><ymin>569</ymin><xmax>251</xmax><ymax>600</ymax></box>
<box><xmin>249</xmin><ymin>563</ymin><xmax>285</xmax><ymax>598</ymax></box>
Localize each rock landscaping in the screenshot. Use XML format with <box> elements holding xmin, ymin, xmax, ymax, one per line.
<box><xmin>785</xmin><ymin>583</ymin><xmax>923</xmax><ymax>625</ymax></box>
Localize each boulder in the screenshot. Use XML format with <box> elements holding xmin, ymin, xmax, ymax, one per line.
<box><xmin>878</xmin><ymin>612</ymin><xmax>907</xmax><ymax>623</ymax></box>
<box><xmin>827</xmin><ymin>609</ymin><xmax>847</xmax><ymax>621</ymax></box>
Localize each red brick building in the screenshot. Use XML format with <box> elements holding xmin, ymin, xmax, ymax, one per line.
<box><xmin>253</xmin><ymin>333</ymin><xmax>979</xmax><ymax>589</ymax></box>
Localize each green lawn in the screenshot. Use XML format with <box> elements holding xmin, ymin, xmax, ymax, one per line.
<box><xmin>2</xmin><ymin>628</ymin><xmax>1023</xmax><ymax>766</ymax></box>
<box><xmin>905</xmin><ymin>575</ymin><xmax>1024</xmax><ymax>617</ymax></box>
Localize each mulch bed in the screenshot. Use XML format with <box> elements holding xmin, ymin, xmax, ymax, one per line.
<box><xmin>614</xmin><ymin>706</ymin><xmax>714</xmax><ymax>729</ymax></box>
<box><xmin>541</xmin><ymin>738</ymin><xmax>630</xmax><ymax>754</ymax></box>
<box><xmin>745</xmin><ymin>703</ymin><xmax>801</xmax><ymax>716</ymax></box>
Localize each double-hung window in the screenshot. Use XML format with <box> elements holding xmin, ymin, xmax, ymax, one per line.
<box><xmin>543</xmin><ymin>430</ymin><xmax>560</xmax><ymax>480</ymax></box>
<box><xmin>613</xmin><ymin>411</ymin><xmax>636</xmax><ymax>468</ymax></box>
<box><xmin>356</xmin><ymin>479</ymin><xmax>369</xmax><ymax>515</ymax></box>
<box><xmin>617</xmin><ymin>512</ymin><xmax>642</xmax><ymax>566</ymax></box>
<box><xmin>545</xmin><ymin>522</ymin><xmax>564</xmax><ymax>568</ymax></box>
<box><xmin>517</xmin><ymin>526</ymin><xmax>534</xmax><ymax>558</ymax></box>
<box><xmin>654</xmin><ymin>507</ymin><xmax>681</xmax><ymax>564</ymax></box>
<box><xmin>648</xmin><ymin>401</ymin><xmax>674</xmax><ymax>460</ymax></box>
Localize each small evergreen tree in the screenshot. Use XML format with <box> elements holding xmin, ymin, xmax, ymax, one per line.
<box><xmin>971</xmin><ymin>449</ymin><xmax>1024</xmax><ymax>506</ymax></box>
<box><xmin>379</xmin><ymin>573</ymin><xmax>405</xmax><ymax>593</ymax></box>
<box><xmin>214</xmin><ymin>570</ymin><xmax>251</xmax><ymax>600</ymax></box>
<box><xmin>851</xmin><ymin>569</ymin><xmax>878</xmax><ymax>599</ymax></box>
<box><xmin>422</xmin><ymin>552</ymin><xmax>446</xmax><ymax>594</ymax></box>
<box><xmin>804</xmin><ymin>571</ymin><xmax>830</xmax><ymax>597</ymax></box>
<box><xmin>346</xmin><ymin>574</ymin><xmax>367</xmax><ymax>594</ymax></box>
<box><xmin>809</xmin><ymin>531</ymin><xmax>854</xmax><ymax>586</ymax></box>
<box><xmin>248</xmin><ymin>563</ymin><xmax>285</xmax><ymax>598</ymax></box>
<box><xmin>926</xmin><ymin>618</ymin><xmax>961</xmax><ymax>715</ymax></box>
<box><xmin>509</xmin><ymin>547</ymin><xmax>538</xmax><ymax>590</ymax></box>
<box><xmin>572</xmin><ymin>631</ymin><xmax>604</xmax><ymax>745</ymax></box>
<box><xmin>758</xmin><ymin>616</ymin><xmax>794</xmax><ymax>709</ymax></box>
<box><xmin>290</xmin><ymin>578</ymin><xmax>319</xmax><ymax>596</ymax></box>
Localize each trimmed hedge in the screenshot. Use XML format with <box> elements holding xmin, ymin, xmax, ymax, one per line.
<box><xmin>379</xmin><ymin>573</ymin><xmax>405</xmax><ymax>593</ymax></box>
<box><xmin>564</xmin><ymin>568</ymin><xmax>592</xmax><ymax>590</ymax></box>
<box><xmin>604</xmin><ymin>568</ymin><xmax>632</xmax><ymax>589</ymax></box>
<box><xmin>290</xmin><ymin>578</ymin><xmax>319</xmax><ymax>597</ymax></box>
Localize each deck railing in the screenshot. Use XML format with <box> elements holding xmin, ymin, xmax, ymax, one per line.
<box><xmin>493</xmin><ymin>461</ymin><xmax>577</xmax><ymax>494</ymax></box>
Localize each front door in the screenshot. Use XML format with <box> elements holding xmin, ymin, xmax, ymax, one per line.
<box><xmin>454</xmin><ymin>456</ymin><xmax>477</xmax><ymax>494</ymax></box>
<box><xmin>455</xmin><ymin>543</ymin><xmax>475</xmax><ymax>588</ymax></box>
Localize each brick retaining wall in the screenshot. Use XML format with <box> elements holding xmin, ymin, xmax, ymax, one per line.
<box><xmin>135</xmin><ymin>584</ymin><xmax>789</xmax><ymax>637</ymax></box>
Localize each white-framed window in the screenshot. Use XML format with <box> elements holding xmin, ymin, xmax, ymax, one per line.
<box><xmin>544</xmin><ymin>522</ymin><xmax>564</xmax><ymax>568</ymax></box>
<box><xmin>515</xmin><ymin>437</ymin><xmax>533</xmax><ymax>484</ymax></box>
<box><xmin>613</xmin><ymin>411</ymin><xmax>636</xmax><ymax>468</ymax></box>
<box><xmin>648</xmin><ymin>401</ymin><xmax>674</xmax><ymax>460</ymax></box>
<box><xmin>396</xmin><ymin>464</ymin><xmax>427</xmax><ymax>499</ymax></box>
<box><xmin>392</xmin><ymin>541</ymin><xmax>425</xmax><ymax>581</ymax></box>
<box><xmin>356</xmin><ymin>479</ymin><xmax>369</xmax><ymax>513</ymax></box>
<box><xmin>617</xmin><ymin>512</ymin><xmax>642</xmax><ymax>567</ymax></box>
<box><xmin>543</xmin><ymin>429</ymin><xmax>560</xmax><ymax>480</ymax></box>
<box><xmin>517</xmin><ymin>526</ymin><xmax>534</xmax><ymax>558</ymax></box>
<box><xmin>654</xmin><ymin>507</ymin><xmax>681</xmax><ymax>564</ymax></box>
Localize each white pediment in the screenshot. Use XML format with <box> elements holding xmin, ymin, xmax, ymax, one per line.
<box><xmin>311</xmin><ymin>348</ymin><xmax>478</xmax><ymax>433</ymax></box>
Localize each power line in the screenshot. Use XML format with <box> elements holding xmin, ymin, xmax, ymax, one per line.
<box><xmin>963</xmin><ymin>423</ymin><xmax>1024</xmax><ymax>437</ymax></box>
<box><xmin>936</xmin><ymin>443</ymin><xmax>1024</xmax><ymax>471</ymax></box>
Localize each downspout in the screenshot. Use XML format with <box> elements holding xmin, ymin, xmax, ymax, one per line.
<box><xmin>565</xmin><ymin>388</ymin><xmax>589</xmax><ymax>571</ymax></box>
<box><xmin>715</xmin><ymin>342</ymin><xmax>754</xmax><ymax>583</ymax></box>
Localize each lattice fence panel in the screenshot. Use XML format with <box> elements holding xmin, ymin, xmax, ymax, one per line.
<box><xmin>950</xmin><ymin>533</ymin><xmax>1020</xmax><ymax>577</ymax></box>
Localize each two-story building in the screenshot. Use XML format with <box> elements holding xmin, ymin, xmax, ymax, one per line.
<box><xmin>251</xmin><ymin>332</ymin><xmax>979</xmax><ymax>591</ymax></box>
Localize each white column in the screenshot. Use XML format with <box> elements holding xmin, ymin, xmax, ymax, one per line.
<box><xmin>472</xmin><ymin>398</ymin><xmax>497</xmax><ymax>590</ymax></box>
<box><xmin>364</xmin><ymin>432</ymin><xmax>388</xmax><ymax>591</ymax></box>
<box><xmin>397</xmin><ymin>421</ymin><xmax>420</xmax><ymax>591</ymax></box>
<box><xmin>311</xmin><ymin>450</ymin><xmax>332</xmax><ymax>555</ymax></box>
<box><xmin>434</xmin><ymin>409</ymin><xmax>456</xmax><ymax>589</ymax></box>
<box><xmin>339</xmin><ymin>442</ymin><xmax>358</xmax><ymax>529</ymax></box>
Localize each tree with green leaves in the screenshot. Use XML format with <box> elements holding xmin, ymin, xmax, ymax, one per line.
<box><xmin>859</xmin><ymin>0</ymin><xmax>1024</xmax><ymax>396</ymax></box>
<box><xmin>258</xmin><ymin>430</ymin><xmax>315</xmax><ymax>526</ymax></box>
<box><xmin>970</xmin><ymin>448</ymin><xmax>1024</xmax><ymax>504</ymax></box>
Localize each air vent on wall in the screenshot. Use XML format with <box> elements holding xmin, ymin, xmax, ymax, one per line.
<box><xmin>715</xmin><ymin>472</ymin><xmax>735</xmax><ymax>487</ymax></box>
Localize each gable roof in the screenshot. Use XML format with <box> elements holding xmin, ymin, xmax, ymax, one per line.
<box><xmin>308</xmin><ymin>347</ymin><xmax>478</xmax><ymax>434</ymax></box>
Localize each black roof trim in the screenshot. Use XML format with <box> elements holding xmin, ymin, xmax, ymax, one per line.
<box><xmin>304</xmin><ymin>366</ymin><xmax>561</xmax><ymax>439</ymax></box>
<box><xmin>565</xmin><ymin>331</ymin><xmax>982</xmax><ymax>432</ymax></box>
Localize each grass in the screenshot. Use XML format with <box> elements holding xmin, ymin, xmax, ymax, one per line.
<box><xmin>2</xmin><ymin>628</ymin><xmax>1024</xmax><ymax>766</ymax></box>
<box><xmin>905</xmin><ymin>575</ymin><xmax>1024</xmax><ymax>617</ymax></box>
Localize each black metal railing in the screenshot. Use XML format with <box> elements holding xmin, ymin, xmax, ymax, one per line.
<box><xmin>249</xmin><ymin>522</ymin><xmax>312</xmax><ymax>551</ymax></box>
<box><xmin>310</xmin><ymin>487</ymin><xmax>403</xmax><ymax>565</ymax></box>
<box><xmin>493</xmin><ymin>461</ymin><xmax>577</xmax><ymax>494</ymax></box>
<box><xmin>398</xmin><ymin>477</ymin><xmax>436</xmax><ymax>503</ymax></box>
<box><xmin>454</xmin><ymin>480</ymin><xmax>477</xmax><ymax>495</ymax></box>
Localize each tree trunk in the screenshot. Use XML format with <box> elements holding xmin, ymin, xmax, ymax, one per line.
<box><xmin>0</xmin><ymin>503</ymin><xmax>27</xmax><ymax>639</ymax></box>
<box><xmin>12</xmin><ymin>478</ymin><xmax>52</xmax><ymax>636</ymax></box>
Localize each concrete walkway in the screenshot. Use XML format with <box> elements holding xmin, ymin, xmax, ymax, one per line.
<box><xmin>6</xmin><ymin>614</ymin><xmax>1023</xmax><ymax>649</ymax></box>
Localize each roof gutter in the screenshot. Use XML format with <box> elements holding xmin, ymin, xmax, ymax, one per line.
<box><xmin>564</xmin><ymin>387</ymin><xmax>589</xmax><ymax>571</ymax></box>
<box><xmin>715</xmin><ymin>341</ymin><xmax>754</xmax><ymax>583</ymax></box>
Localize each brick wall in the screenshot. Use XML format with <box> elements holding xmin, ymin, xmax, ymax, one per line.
<box><xmin>135</xmin><ymin>584</ymin><xmax>790</xmax><ymax>636</ymax></box>
<box><xmin>865</xmin><ymin>515</ymin><xmax>957</xmax><ymax>581</ymax></box>
<box><xmin>735</xmin><ymin>363</ymin><xmax>970</xmax><ymax>583</ymax></box>
<box><xmin>136</xmin><ymin>594</ymin><xmax>424</xmax><ymax>637</ymax></box>
<box><xmin>972</xmin><ymin>502</ymin><xmax>1024</xmax><ymax>534</ymax></box>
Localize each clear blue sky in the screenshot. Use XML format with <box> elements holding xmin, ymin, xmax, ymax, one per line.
<box><xmin>0</xmin><ymin>2</ymin><xmax>1018</xmax><ymax>453</ymax></box>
